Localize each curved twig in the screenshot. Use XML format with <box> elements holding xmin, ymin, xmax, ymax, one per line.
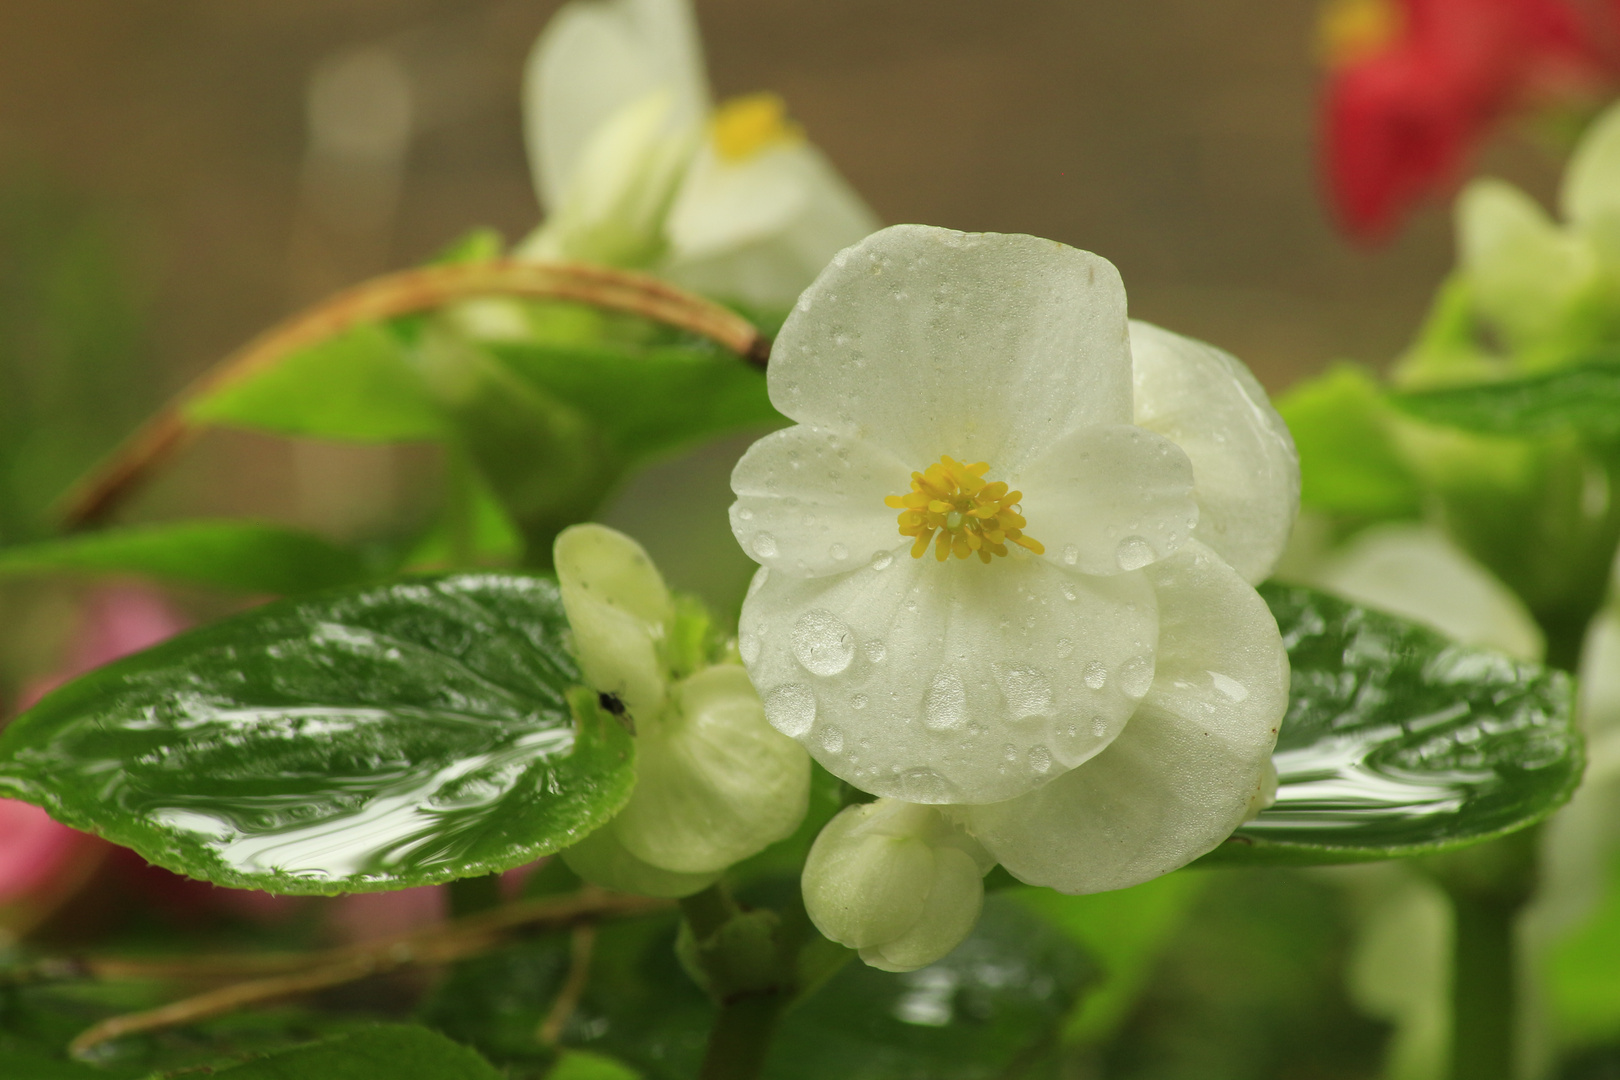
<box><xmin>59</xmin><ymin>260</ymin><xmax>770</xmax><ymax>529</ymax></box>
<box><xmin>66</xmin><ymin>889</ymin><xmax>669</xmax><ymax>1058</ymax></box>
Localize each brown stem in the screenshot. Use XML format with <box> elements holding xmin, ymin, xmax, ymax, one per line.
<box><xmin>536</xmin><ymin>922</ymin><xmax>598</xmax><ymax>1045</ymax></box>
<box><xmin>58</xmin><ymin>259</ymin><xmax>769</xmax><ymax>529</ymax></box>
<box><xmin>64</xmin><ymin>889</ymin><xmax>668</xmax><ymax>1058</ymax></box>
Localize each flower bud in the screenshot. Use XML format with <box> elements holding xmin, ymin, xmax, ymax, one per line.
<box><xmin>555</xmin><ymin>523</ymin><xmax>674</xmax><ymax>722</ymax></box>
<box><xmin>561</xmin><ymin>817</ymin><xmax>718</xmax><ymax>899</ymax></box>
<box><xmin>802</xmin><ymin>799</ymin><xmax>993</xmax><ymax>973</ymax></box>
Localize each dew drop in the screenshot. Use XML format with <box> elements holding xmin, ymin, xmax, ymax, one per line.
<box><xmin>752</xmin><ymin>532</ymin><xmax>779</xmax><ymax>559</ymax></box>
<box><xmin>830</xmin><ymin>543</ymin><xmax>849</xmax><ymax>561</ymax></box>
<box><xmin>898</xmin><ymin>767</ymin><xmax>949</xmax><ymax>803</ymax></box>
<box><xmin>1028</xmin><ymin>745</ymin><xmax>1052</xmax><ymax>773</ymax></box>
<box><xmin>851</xmin><ymin>694</ymin><xmax>868</xmax><ymax>710</ymax></box>
<box><xmin>924</xmin><ymin>671</ymin><xmax>968</xmax><ymax>731</ymax></box>
<box><xmin>1083</xmin><ymin>661</ymin><xmax>1108</xmax><ymax>690</ymax></box>
<box><xmin>1118</xmin><ymin>653</ymin><xmax>1155</xmax><ymax>699</ymax></box>
<box><xmin>1115</xmin><ymin>535</ymin><xmax>1156</xmax><ymax>571</ymax></box>
<box><xmin>1209</xmin><ymin>671</ymin><xmax>1249</xmax><ymax>702</ymax></box>
<box><xmin>819</xmin><ymin>726</ymin><xmax>845</xmax><ymax>754</ymax></box>
<box><xmin>1056</xmin><ymin>637</ymin><xmax>1075</xmax><ymax>659</ymax></box>
<box><xmin>870</xmin><ymin>550</ymin><xmax>894</xmax><ymax>571</ymax></box>
<box><xmin>792</xmin><ymin>609</ymin><xmax>855</xmax><ymax>676</ymax></box>
<box><xmin>1003</xmin><ymin>743</ymin><xmax>1019</xmax><ymax>762</ymax></box>
<box><xmin>739</xmin><ymin>632</ymin><xmax>761</xmax><ymax>665</ymax></box>
<box><xmin>1001</xmin><ymin>668</ymin><xmax>1054</xmax><ymax>718</ymax></box>
<box><xmin>1062</xmin><ymin>544</ymin><xmax>1079</xmax><ymax>566</ymax></box>
<box><xmin>1061</xmin><ymin>582</ymin><xmax>1077</xmax><ymax>602</ymax></box>
<box><xmin>763</xmin><ymin>684</ymin><xmax>816</xmax><ymax>738</ymax></box>
<box><xmin>864</xmin><ymin>640</ymin><xmax>887</xmax><ymax>664</ymax></box>
<box><xmin>737</xmin><ymin>508</ymin><xmax>754</xmax><ymax>521</ymax></box>
<box><xmin>1091</xmin><ymin>715</ymin><xmax>1110</xmax><ymax>737</ymax></box>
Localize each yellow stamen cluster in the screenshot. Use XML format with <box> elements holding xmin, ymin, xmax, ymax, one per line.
<box><xmin>711</xmin><ymin>92</ymin><xmax>803</xmax><ymax>162</ymax></box>
<box><xmin>885</xmin><ymin>456</ymin><xmax>1046</xmax><ymax>564</ymax></box>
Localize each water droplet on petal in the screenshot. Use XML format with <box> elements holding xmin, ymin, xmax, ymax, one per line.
<box><xmin>1056</xmin><ymin>637</ymin><xmax>1075</xmax><ymax>658</ymax></box>
<box><xmin>830</xmin><ymin>543</ymin><xmax>849</xmax><ymax>561</ymax></box>
<box><xmin>898</xmin><ymin>767</ymin><xmax>948</xmax><ymax>803</ymax></box>
<box><xmin>1084</xmin><ymin>661</ymin><xmax>1108</xmax><ymax>690</ymax></box>
<box><xmin>1001</xmin><ymin>668</ymin><xmax>1054</xmax><ymax>718</ymax></box>
<box><xmin>739</xmin><ymin>632</ymin><xmax>761</xmax><ymax>665</ymax></box>
<box><xmin>1115</xmin><ymin>535</ymin><xmax>1155</xmax><ymax>571</ymax></box>
<box><xmin>764</xmin><ymin>684</ymin><xmax>816</xmax><ymax>738</ymax></box>
<box><xmin>1118</xmin><ymin>653</ymin><xmax>1155</xmax><ymax>699</ymax></box>
<box><xmin>1003</xmin><ymin>743</ymin><xmax>1019</xmax><ymax>762</ymax></box>
<box><xmin>851</xmin><ymin>694</ymin><xmax>868</xmax><ymax>710</ymax></box>
<box><xmin>753</xmin><ymin>533</ymin><xmax>779</xmax><ymax>559</ymax></box>
<box><xmin>864</xmin><ymin>640</ymin><xmax>887</xmax><ymax>664</ymax></box>
<box><xmin>792</xmin><ymin>609</ymin><xmax>855</xmax><ymax>676</ymax></box>
<box><xmin>1029</xmin><ymin>745</ymin><xmax>1052</xmax><ymax>773</ymax></box>
<box><xmin>870</xmin><ymin>550</ymin><xmax>894</xmax><ymax>571</ymax></box>
<box><xmin>819</xmin><ymin>726</ymin><xmax>844</xmax><ymax>754</ymax></box>
<box><xmin>737</xmin><ymin>507</ymin><xmax>754</xmax><ymax>521</ymax></box>
<box><xmin>1062</xmin><ymin>544</ymin><xmax>1079</xmax><ymax>566</ymax></box>
<box><xmin>924</xmin><ymin>671</ymin><xmax>968</xmax><ymax>731</ymax></box>
<box><xmin>1091</xmin><ymin>715</ymin><xmax>1109</xmax><ymax>737</ymax></box>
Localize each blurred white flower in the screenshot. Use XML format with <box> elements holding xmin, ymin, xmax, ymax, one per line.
<box><xmin>554</xmin><ymin>524</ymin><xmax>809</xmax><ymax>897</ymax></box>
<box><xmin>732</xmin><ymin>224</ymin><xmax>1297</xmax><ymax>896</ymax></box>
<box><xmin>519</xmin><ymin>0</ymin><xmax>879</xmax><ymax>308</ymax></box>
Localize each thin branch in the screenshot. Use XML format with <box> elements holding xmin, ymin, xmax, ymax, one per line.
<box><xmin>536</xmin><ymin>922</ymin><xmax>597</xmax><ymax>1046</ymax></box>
<box><xmin>65</xmin><ymin>889</ymin><xmax>669</xmax><ymax>1058</ymax></box>
<box><xmin>59</xmin><ymin>260</ymin><xmax>770</xmax><ymax>529</ymax></box>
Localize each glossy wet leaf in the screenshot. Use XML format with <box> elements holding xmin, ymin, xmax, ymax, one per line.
<box><xmin>1276</xmin><ymin>364</ymin><xmax>1423</xmax><ymax>520</ymax></box>
<box><xmin>187</xmin><ymin>323</ymin><xmax>448</xmax><ymax>443</ymax></box>
<box><xmin>0</xmin><ymin>573</ymin><xmax>633</xmax><ymax>894</ymax></box>
<box><xmin>1199</xmin><ymin>584</ymin><xmax>1581</xmax><ymax>865</ymax></box>
<box><xmin>214</xmin><ymin>1025</ymin><xmax>503</xmax><ymax>1079</ymax></box>
<box><xmin>1388</xmin><ymin>355</ymin><xmax>1620</xmax><ymax>438</ymax></box>
<box><xmin>0</xmin><ymin>520</ymin><xmax>374</xmax><ymax>595</ymax></box>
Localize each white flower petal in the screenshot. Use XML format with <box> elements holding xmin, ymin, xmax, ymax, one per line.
<box><xmin>523</xmin><ymin>0</ymin><xmax>710</xmax><ymax>213</ymax></box>
<box><xmin>730</xmin><ymin>424</ymin><xmax>912</xmax><ymax>579</ymax></box>
<box><xmin>1561</xmin><ymin>100</ymin><xmax>1620</xmax><ymax>272</ymax></box>
<box><xmin>1015</xmin><ymin>423</ymin><xmax>1198</xmax><ymax>576</ymax></box>
<box><xmin>966</xmin><ymin>541</ymin><xmax>1287</xmax><ymax>893</ymax></box>
<box><xmin>562</xmin><ymin>821</ymin><xmax>719</xmax><ymax>898</ymax></box>
<box><xmin>1129</xmin><ymin>321</ymin><xmax>1300</xmax><ymax>584</ymax></box>
<box><xmin>614</xmin><ymin>665</ymin><xmax>810</xmax><ymax>873</ymax></box>
<box><xmin>555</xmin><ymin>524</ymin><xmax>673</xmax><ymax>721</ymax></box>
<box><xmin>1308</xmin><ymin>523</ymin><xmax>1544</xmax><ymax>661</ymax></box>
<box><xmin>857</xmin><ymin>845</ymin><xmax>984</xmax><ymax>973</ymax></box>
<box><xmin>767</xmin><ymin>225</ymin><xmax>1133</xmax><ymax>471</ymax></box>
<box><xmin>1458</xmin><ymin>179</ymin><xmax>1599</xmax><ymax>348</ymax></box>
<box><xmin>741</xmin><ymin>553</ymin><xmax>1158</xmax><ymax>805</ymax></box>
<box><xmin>666</xmin><ymin>143</ymin><xmax>882</xmax><ymax>310</ymax></box>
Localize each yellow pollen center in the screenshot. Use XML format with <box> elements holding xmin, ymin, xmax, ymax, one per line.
<box><xmin>884</xmin><ymin>456</ymin><xmax>1046</xmax><ymax>564</ymax></box>
<box><xmin>711</xmin><ymin>92</ymin><xmax>802</xmax><ymax>162</ymax></box>
<box><xmin>1316</xmin><ymin>0</ymin><xmax>1403</xmax><ymax>68</ymax></box>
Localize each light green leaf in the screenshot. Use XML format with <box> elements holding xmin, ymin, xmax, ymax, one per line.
<box><xmin>1199</xmin><ymin>584</ymin><xmax>1581</xmax><ymax>865</ymax></box>
<box><xmin>215</xmin><ymin>1026</ymin><xmax>503</xmax><ymax>1079</ymax></box>
<box><xmin>0</xmin><ymin>573</ymin><xmax>633</xmax><ymax>894</ymax></box>
<box><xmin>1276</xmin><ymin>365</ymin><xmax>1423</xmax><ymax>520</ymax></box>
<box><xmin>187</xmin><ymin>323</ymin><xmax>448</xmax><ymax>443</ymax></box>
<box><xmin>1389</xmin><ymin>355</ymin><xmax>1620</xmax><ymax>438</ymax></box>
<box><xmin>0</xmin><ymin>520</ymin><xmax>374</xmax><ymax>595</ymax></box>
<box><xmin>548</xmin><ymin>1050</ymin><xmax>642</xmax><ymax>1080</ymax></box>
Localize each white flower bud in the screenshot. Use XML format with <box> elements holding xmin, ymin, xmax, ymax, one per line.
<box><xmin>802</xmin><ymin>799</ymin><xmax>993</xmax><ymax>973</ymax></box>
<box><xmin>612</xmin><ymin>663</ymin><xmax>810</xmax><ymax>874</ymax></box>
<box><xmin>555</xmin><ymin>523</ymin><xmax>674</xmax><ymax>722</ymax></box>
<box><xmin>561</xmin><ymin>817</ymin><xmax>718</xmax><ymax>899</ymax></box>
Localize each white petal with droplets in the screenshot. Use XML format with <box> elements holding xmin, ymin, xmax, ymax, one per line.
<box><xmin>965</xmin><ymin>540</ymin><xmax>1287</xmax><ymax>892</ymax></box>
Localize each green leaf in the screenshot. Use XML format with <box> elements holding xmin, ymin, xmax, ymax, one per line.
<box><xmin>1389</xmin><ymin>354</ymin><xmax>1620</xmax><ymax>438</ymax></box>
<box><xmin>0</xmin><ymin>573</ymin><xmax>633</xmax><ymax>894</ymax></box>
<box><xmin>488</xmin><ymin>338</ymin><xmax>780</xmax><ymax>465</ymax></box>
<box><xmin>548</xmin><ymin>1050</ymin><xmax>642</xmax><ymax>1080</ymax></box>
<box><xmin>215</xmin><ymin>1025</ymin><xmax>503</xmax><ymax>1079</ymax></box>
<box><xmin>187</xmin><ymin>323</ymin><xmax>448</xmax><ymax>443</ymax></box>
<box><xmin>0</xmin><ymin>520</ymin><xmax>374</xmax><ymax>595</ymax></box>
<box><xmin>1276</xmin><ymin>365</ymin><xmax>1423</xmax><ymax>520</ymax></box>
<box><xmin>1199</xmin><ymin>584</ymin><xmax>1581</xmax><ymax>866</ymax></box>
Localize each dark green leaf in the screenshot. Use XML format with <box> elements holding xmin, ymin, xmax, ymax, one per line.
<box><xmin>214</xmin><ymin>1025</ymin><xmax>503</xmax><ymax>1079</ymax></box>
<box><xmin>1389</xmin><ymin>355</ymin><xmax>1620</xmax><ymax>438</ymax></box>
<box><xmin>0</xmin><ymin>573</ymin><xmax>633</xmax><ymax>893</ymax></box>
<box><xmin>0</xmin><ymin>520</ymin><xmax>374</xmax><ymax>595</ymax></box>
<box><xmin>1200</xmin><ymin>584</ymin><xmax>1581</xmax><ymax>866</ymax></box>
<box><xmin>186</xmin><ymin>323</ymin><xmax>448</xmax><ymax>443</ymax></box>
<box><xmin>488</xmin><ymin>338</ymin><xmax>780</xmax><ymax>465</ymax></box>
<box><xmin>1276</xmin><ymin>364</ymin><xmax>1423</xmax><ymax>520</ymax></box>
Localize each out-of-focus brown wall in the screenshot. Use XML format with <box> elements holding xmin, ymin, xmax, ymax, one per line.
<box><xmin>0</xmin><ymin>0</ymin><xmax>1567</xmax><ymax>559</ymax></box>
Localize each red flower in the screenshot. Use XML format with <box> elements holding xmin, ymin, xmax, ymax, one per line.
<box><xmin>1322</xmin><ymin>0</ymin><xmax>1620</xmax><ymax>241</ymax></box>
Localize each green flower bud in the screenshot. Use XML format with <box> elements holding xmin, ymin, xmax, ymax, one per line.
<box><xmin>560</xmin><ymin>816</ymin><xmax>718</xmax><ymax>899</ymax></box>
<box><xmin>613</xmin><ymin>663</ymin><xmax>810</xmax><ymax>874</ymax></box>
<box><xmin>555</xmin><ymin>523</ymin><xmax>674</xmax><ymax>722</ymax></box>
<box><xmin>802</xmin><ymin>799</ymin><xmax>993</xmax><ymax>973</ymax></box>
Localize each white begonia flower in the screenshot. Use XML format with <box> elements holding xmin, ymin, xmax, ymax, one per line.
<box><xmin>519</xmin><ymin>0</ymin><xmax>880</xmax><ymax>308</ymax></box>
<box><xmin>730</xmin><ymin>225</ymin><xmax>1296</xmax><ymax>879</ymax></box>
<box><xmin>1455</xmin><ymin>100</ymin><xmax>1620</xmax><ymax>351</ymax></box>
<box><xmin>554</xmin><ymin>524</ymin><xmax>810</xmax><ymax>896</ymax></box>
<box><xmin>802</xmin><ymin>798</ymin><xmax>994</xmax><ymax>973</ymax></box>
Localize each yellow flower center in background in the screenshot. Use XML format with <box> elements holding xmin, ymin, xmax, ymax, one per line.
<box><xmin>885</xmin><ymin>456</ymin><xmax>1045</xmax><ymax>564</ymax></box>
<box><xmin>712</xmin><ymin>92</ymin><xmax>803</xmax><ymax>162</ymax></box>
<box><xmin>1316</xmin><ymin>0</ymin><xmax>1403</xmax><ymax>68</ymax></box>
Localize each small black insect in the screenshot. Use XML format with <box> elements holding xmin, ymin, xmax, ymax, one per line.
<box><xmin>598</xmin><ymin>691</ymin><xmax>635</xmax><ymax>735</ymax></box>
